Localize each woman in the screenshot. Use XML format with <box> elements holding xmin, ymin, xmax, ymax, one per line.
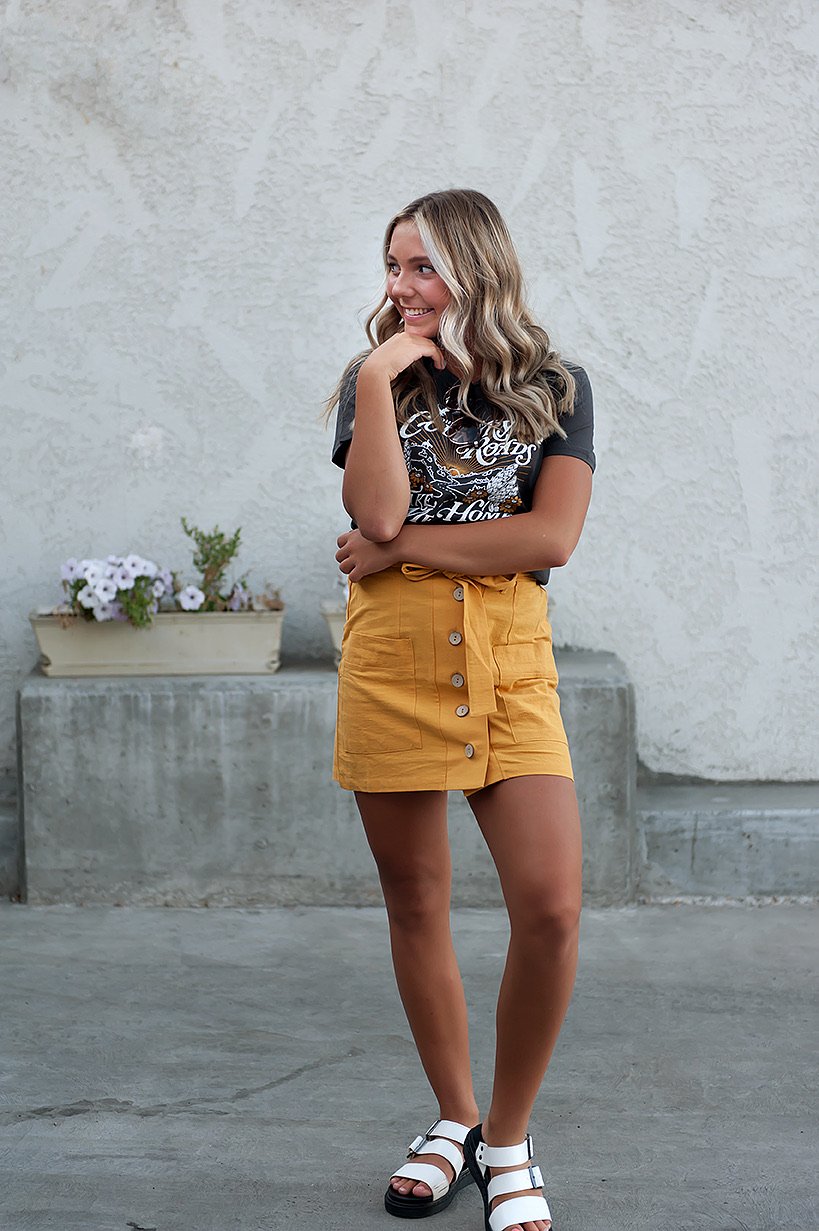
<box><xmin>327</xmin><ymin>189</ymin><xmax>595</xmax><ymax>1231</ymax></box>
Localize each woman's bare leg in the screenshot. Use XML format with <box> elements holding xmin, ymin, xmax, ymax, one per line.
<box><xmin>355</xmin><ymin>789</ymin><xmax>480</xmax><ymax>1198</ymax></box>
<box><xmin>466</xmin><ymin>773</ymin><xmax>583</xmax><ymax>1231</ymax></box>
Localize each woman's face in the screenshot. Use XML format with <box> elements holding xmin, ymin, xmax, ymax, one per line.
<box><xmin>386</xmin><ymin>220</ymin><xmax>451</xmax><ymax>339</ymax></box>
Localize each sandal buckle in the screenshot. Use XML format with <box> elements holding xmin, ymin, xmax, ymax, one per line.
<box><xmin>408</xmin><ymin>1134</ymin><xmax>425</xmax><ymax>1156</ymax></box>
<box><xmin>530</xmin><ymin>1164</ymin><xmax>543</xmax><ymax>1189</ymax></box>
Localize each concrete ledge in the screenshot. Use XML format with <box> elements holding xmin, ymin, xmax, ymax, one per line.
<box><xmin>636</xmin><ymin>782</ymin><xmax>819</xmax><ymax>900</ymax></box>
<box><xmin>17</xmin><ymin>652</ymin><xmax>636</xmax><ymax>907</ymax></box>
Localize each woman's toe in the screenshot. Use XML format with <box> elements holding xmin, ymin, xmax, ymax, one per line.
<box><xmin>412</xmin><ymin>1181</ymin><xmax>432</xmax><ymax>1197</ymax></box>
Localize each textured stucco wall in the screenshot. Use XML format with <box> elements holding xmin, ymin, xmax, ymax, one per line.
<box><xmin>2</xmin><ymin>0</ymin><xmax>817</xmax><ymax>786</ymax></box>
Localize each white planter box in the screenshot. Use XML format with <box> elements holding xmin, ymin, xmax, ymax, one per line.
<box><xmin>29</xmin><ymin>609</ymin><xmax>285</xmax><ymax>676</ymax></box>
<box><xmin>319</xmin><ymin>602</ymin><xmax>347</xmax><ymax>666</ymax></box>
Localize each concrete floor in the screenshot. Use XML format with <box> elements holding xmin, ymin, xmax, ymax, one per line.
<box><xmin>0</xmin><ymin>903</ymin><xmax>816</xmax><ymax>1231</ymax></box>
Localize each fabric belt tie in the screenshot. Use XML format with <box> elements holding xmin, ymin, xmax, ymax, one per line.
<box><xmin>400</xmin><ymin>563</ymin><xmax>516</xmax><ymax>718</ymax></box>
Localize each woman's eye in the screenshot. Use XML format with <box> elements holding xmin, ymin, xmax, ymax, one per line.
<box><xmin>418</xmin><ymin>264</ymin><xmax>435</xmax><ymax>274</ymax></box>
<box><xmin>387</xmin><ymin>263</ymin><xmax>399</xmax><ymax>274</ymax></box>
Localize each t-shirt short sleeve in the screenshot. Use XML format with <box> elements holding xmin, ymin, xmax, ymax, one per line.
<box><xmin>540</xmin><ymin>364</ymin><xmax>595</xmax><ymax>473</ymax></box>
<box><xmin>331</xmin><ymin>361</ymin><xmax>363</xmax><ymax>469</ymax></box>
<box><xmin>527</xmin><ymin>363</ymin><xmax>595</xmax><ymax>587</ymax></box>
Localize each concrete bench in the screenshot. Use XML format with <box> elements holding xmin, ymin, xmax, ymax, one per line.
<box><xmin>16</xmin><ymin>652</ymin><xmax>636</xmax><ymax>906</ymax></box>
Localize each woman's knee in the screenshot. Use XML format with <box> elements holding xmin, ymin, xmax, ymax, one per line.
<box><xmin>379</xmin><ymin>865</ymin><xmax>451</xmax><ymax>931</ymax></box>
<box><xmin>509</xmin><ymin>890</ymin><xmax>582</xmax><ymax>946</ymax></box>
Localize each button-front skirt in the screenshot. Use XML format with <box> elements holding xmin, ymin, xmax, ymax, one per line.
<box><xmin>333</xmin><ymin>563</ymin><xmax>574</xmax><ymax>794</ymax></box>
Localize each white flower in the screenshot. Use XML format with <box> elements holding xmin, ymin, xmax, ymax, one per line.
<box><xmin>60</xmin><ymin>557</ymin><xmax>80</xmax><ymax>582</ymax></box>
<box><xmin>158</xmin><ymin>568</ymin><xmax>173</xmax><ymax>591</ymax></box>
<box><xmin>110</xmin><ymin>600</ymin><xmax>129</xmax><ymax>622</ymax></box>
<box><xmin>152</xmin><ymin>578</ymin><xmax>166</xmax><ymax>598</ymax></box>
<box><xmin>178</xmin><ymin>585</ymin><xmax>205</xmax><ymax>611</ymax></box>
<box><xmin>140</xmin><ymin>558</ymin><xmax>159</xmax><ymax>579</ymax></box>
<box><xmin>111</xmin><ymin>564</ymin><xmax>136</xmax><ymax>591</ymax></box>
<box><xmin>93</xmin><ymin>602</ymin><xmax>116</xmax><ymax>621</ymax></box>
<box><xmin>123</xmin><ymin>553</ymin><xmax>152</xmax><ymax>576</ymax></box>
<box><xmin>106</xmin><ymin>554</ymin><xmax>124</xmax><ymax>566</ymax></box>
<box><xmin>94</xmin><ymin>577</ymin><xmax>118</xmax><ymax>602</ymax></box>
<box><xmin>77</xmin><ymin>584</ymin><xmax>100</xmax><ymax>609</ymax></box>
<box><xmin>82</xmin><ymin>561</ymin><xmax>104</xmax><ymax>587</ymax></box>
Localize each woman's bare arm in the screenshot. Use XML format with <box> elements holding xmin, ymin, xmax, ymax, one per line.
<box><xmin>336</xmin><ymin>455</ymin><xmax>593</xmax><ymax>580</ymax></box>
<box><xmin>341</xmin><ymin>336</ymin><xmax>445</xmax><ymax>542</ymax></box>
<box><xmin>341</xmin><ymin>365</ymin><xmax>411</xmax><ymax>541</ymax></box>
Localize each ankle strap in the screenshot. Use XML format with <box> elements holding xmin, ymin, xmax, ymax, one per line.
<box><xmin>426</xmin><ymin>1118</ymin><xmax>472</xmax><ymax>1144</ymax></box>
<box><xmin>475</xmin><ymin>1133</ymin><xmax>533</xmax><ymax>1168</ymax></box>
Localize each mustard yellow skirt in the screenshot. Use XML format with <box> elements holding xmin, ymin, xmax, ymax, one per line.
<box><xmin>333</xmin><ymin>562</ymin><xmax>574</xmax><ymax>794</ymax></box>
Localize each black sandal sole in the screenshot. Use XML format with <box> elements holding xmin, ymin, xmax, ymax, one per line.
<box><xmin>384</xmin><ymin>1163</ymin><xmax>474</xmax><ymax>1219</ymax></box>
<box><xmin>463</xmin><ymin>1124</ymin><xmax>493</xmax><ymax>1231</ymax></box>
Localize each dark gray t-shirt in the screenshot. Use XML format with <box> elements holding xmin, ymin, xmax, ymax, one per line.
<box><xmin>332</xmin><ymin>358</ymin><xmax>595</xmax><ymax>586</ymax></box>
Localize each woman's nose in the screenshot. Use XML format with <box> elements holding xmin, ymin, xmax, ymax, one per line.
<box><xmin>392</xmin><ymin>271</ymin><xmax>412</xmax><ymax>299</ymax></box>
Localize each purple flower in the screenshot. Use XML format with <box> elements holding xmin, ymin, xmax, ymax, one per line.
<box><xmin>227</xmin><ymin>582</ymin><xmax>250</xmax><ymax>611</ymax></box>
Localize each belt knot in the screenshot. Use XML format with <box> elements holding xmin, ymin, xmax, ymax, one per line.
<box><xmin>399</xmin><ymin>563</ymin><xmax>516</xmax><ymax>716</ymax></box>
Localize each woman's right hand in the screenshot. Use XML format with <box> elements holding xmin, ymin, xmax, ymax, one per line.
<box><xmin>360</xmin><ymin>331</ymin><xmax>446</xmax><ymax>383</ymax></box>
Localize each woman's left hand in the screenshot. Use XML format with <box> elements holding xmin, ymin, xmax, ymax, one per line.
<box><xmin>336</xmin><ymin>529</ymin><xmax>397</xmax><ymax>581</ymax></box>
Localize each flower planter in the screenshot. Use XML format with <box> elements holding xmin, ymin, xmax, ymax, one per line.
<box><xmin>320</xmin><ymin>602</ymin><xmax>347</xmax><ymax>666</ymax></box>
<box><xmin>29</xmin><ymin>609</ymin><xmax>285</xmax><ymax>677</ymax></box>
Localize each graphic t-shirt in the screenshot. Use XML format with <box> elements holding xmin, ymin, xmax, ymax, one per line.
<box><xmin>332</xmin><ymin>357</ymin><xmax>595</xmax><ymax>586</ymax></box>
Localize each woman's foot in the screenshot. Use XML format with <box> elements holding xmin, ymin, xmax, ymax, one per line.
<box><xmin>389</xmin><ymin>1112</ymin><xmax>478</xmax><ymax>1199</ymax></box>
<box><xmin>483</xmin><ymin>1154</ymin><xmax>551</xmax><ymax>1231</ymax></box>
<box><xmin>464</xmin><ymin>1123</ymin><xmax>552</xmax><ymax>1231</ymax></box>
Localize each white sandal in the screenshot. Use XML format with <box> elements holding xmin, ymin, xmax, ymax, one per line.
<box><xmin>384</xmin><ymin>1117</ymin><xmax>475</xmax><ymax>1219</ymax></box>
<box><xmin>464</xmin><ymin>1124</ymin><xmax>552</xmax><ymax>1231</ymax></box>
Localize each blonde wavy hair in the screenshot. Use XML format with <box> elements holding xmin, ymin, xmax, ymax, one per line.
<box><xmin>325</xmin><ymin>188</ymin><xmax>575</xmax><ymax>444</ymax></box>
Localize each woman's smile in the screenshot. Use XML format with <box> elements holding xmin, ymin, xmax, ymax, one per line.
<box><xmin>400</xmin><ymin>306</ymin><xmax>435</xmax><ymax>319</ymax></box>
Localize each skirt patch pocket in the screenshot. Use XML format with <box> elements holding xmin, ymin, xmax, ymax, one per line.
<box><xmin>493</xmin><ymin>638</ymin><xmax>561</xmax><ymax>745</ymax></box>
<box><xmin>339</xmin><ymin>632</ymin><xmax>422</xmax><ymax>755</ymax></box>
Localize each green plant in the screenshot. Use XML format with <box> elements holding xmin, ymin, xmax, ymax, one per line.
<box><xmin>180</xmin><ymin>517</ymin><xmax>247</xmax><ymax>611</ymax></box>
